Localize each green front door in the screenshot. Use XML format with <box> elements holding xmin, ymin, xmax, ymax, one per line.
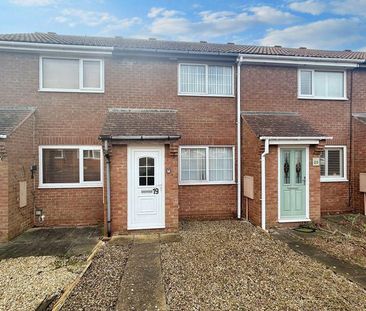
<box><xmin>280</xmin><ymin>148</ymin><xmax>307</xmax><ymax>220</ymax></box>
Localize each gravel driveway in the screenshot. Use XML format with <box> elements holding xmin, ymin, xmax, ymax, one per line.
<box><xmin>61</xmin><ymin>243</ymin><xmax>130</xmax><ymax>310</ymax></box>
<box><xmin>161</xmin><ymin>220</ymin><xmax>366</xmax><ymax>311</ymax></box>
<box><xmin>0</xmin><ymin>256</ymin><xmax>84</xmax><ymax>311</ymax></box>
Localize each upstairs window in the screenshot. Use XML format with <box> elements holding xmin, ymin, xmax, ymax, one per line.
<box><xmin>298</xmin><ymin>69</ymin><xmax>346</xmax><ymax>99</ymax></box>
<box><xmin>178</xmin><ymin>64</ymin><xmax>233</xmax><ymax>96</ymax></box>
<box><xmin>40</xmin><ymin>57</ymin><xmax>104</xmax><ymax>92</ymax></box>
<box><xmin>320</xmin><ymin>146</ymin><xmax>347</xmax><ymax>182</ymax></box>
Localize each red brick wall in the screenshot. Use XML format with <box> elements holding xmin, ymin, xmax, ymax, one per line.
<box><xmin>351</xmin><ymin>69</ymin><xmax>366</xmax><ymax>214</ymax></box>
<box><xmin>2</xmin><ymin>114</ymin><xmax>35</xmax><ymax>241</ymax></box>
<box><xmin>242</xmin><ymin>120</ymin><xmax>262</xmax><ymax>226</ymax></box>
<box><xmin>352</xmin><ymin>118</ymin><xmax>366</xmax><ymax>213</ymax></box>
<box><xmin>241</xmin><ymin>64</ymin><xmax>351</xmax><ymax>214</ymax></box>
<box><xmin>0</xmin><ymin>152</ymin><xmax>9</xmax><ymax>242</ymax></box>
<box><xmin>0</xmin><ymin>51</ymin><xmax>237</xmax><ymax>226</ymax></box>
<box><xmin>109</xmin><ymin>143</ymin><xmax>179</xmax><ymax>234</ymax></box>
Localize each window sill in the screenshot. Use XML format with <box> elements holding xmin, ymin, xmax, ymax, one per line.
<box><xmin>278</xmin><ymin>218</ymin><xmax>311</xmax><ymax>223</ymax></box>
<box><xmin>178</xmin><ymin>93</ymin><xmax>235</xmax><ymax>98</ymax></box>
<box><xmin>39</xmin><ymin>183</ymin><xmax>103</xmax><ymax>189</ymax></box>
<box><xmin>179</xmin><ymin>181</ymin><xmax>236</xmax><ymax>186</ymax></box>
<box><xmin>298</xmin><ymin>96</ymin><xmax>348</xmax><ymax>101</ymax></box>
<box><xmin>320</xmin><ymin>178</ymin><xmax>348</xmax><ymax>183</ymax></box>
<box><xmin>39</xmin><ymin>88</ymin><xmax>104</xmax><ymax>94</ymax></box>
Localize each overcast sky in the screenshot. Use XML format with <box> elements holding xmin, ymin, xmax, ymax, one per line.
<box><xmin>1</xmin><ymin>0</ymin><xmax>366</xmax><ymax>51</ymax></box>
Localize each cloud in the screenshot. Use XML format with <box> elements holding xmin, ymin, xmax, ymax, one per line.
<box><xmin>148</xmin><ymin>6</ymin><xmax>297</xmax><ymax>40</ymax></box>
<box><xmin>289</xmin><ymin>0</ymin><xmax>327</xmax><ymax>15</ymax></box>
<box><xmin>55</xmin><ymin>9</ymin><xmax>141</xmax><ymax>33</ymax></box>
<box><xmin>289</xmin><ymin>0</ymin><xmax>366</xmax><ymax>16</ymax></box>
<box><xmin>330</xmin><ymin>0</ymin><xmax>366</xmax><ymax>16</ymax></box>
<box><xmin>259</xmin><ymin>18</ymin><xmax>365</xmax><ymax>49</ymax></box>
<box><xmin>9</xmin><ymin>0</ymin><xmax>55</xmax><ymax>5</ymax></box>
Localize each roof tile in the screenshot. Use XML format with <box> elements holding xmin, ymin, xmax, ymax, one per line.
<box><xmin>0</xmin><ymin>32</ymin><xmax>365</xmax><ymax>60</ymax></box>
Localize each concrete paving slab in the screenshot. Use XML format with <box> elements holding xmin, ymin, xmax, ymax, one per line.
<box><xmin>160</xmin><ymin>233</ymin><xmax>181</xmax><ymax>244</ymax></box>
<box><xmin>109</xmin><ymin>235</ymin><xmax>135</xmax><ymax>246</ymax></box>
<box><xmin>116</xmin><ymin>240</ymin><xmax>166</xmax><ymax>311</ymax></box>
<box><xmin>134</xmin><ymin>233</ymin><xmax>160</xmax><ymax>244</ymax></box>
<box><xmin>0</xmin><ymin>226</ymin><xmax>101</xmax><ymax>259</ymax></box>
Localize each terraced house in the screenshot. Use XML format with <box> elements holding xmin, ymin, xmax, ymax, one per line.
<box><xmin>0</xmin><ymin>32</ymin><xmax>365</xmax><ymax>242</ymax></box>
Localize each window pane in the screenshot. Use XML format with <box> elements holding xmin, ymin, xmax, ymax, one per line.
<box><xmin>208</xmin><ymin>66</ymin><xmax>232</xmax><ymax>95</ymax></box>
<box><xmin>314</xmin><ymin>71</ymin><xmax>327</xmax><ymax>97</ymax></box>
<box><xmin>83</xmin><ymin>60</ymin><xmax>101</xmax><ymax>89</ymax></box>
<box><xmin>83</xmin><ymin>149</ymin><xmax>101</xmax><ymax>182</ymax></box>
<box><xmin>328</xmin><ymin>149</ymin><xmax>342</xmax><ymax>177</ymax></box>
<box><xmin>139</xmin><ymin>157</ymin><xmax>155</xmax><ymax>186</ymax></box>
<box><xmin>43</xmin><ymin>149</ymin><xmax>79</xmax><ymax>183</ymax></box>
<box><xmin>300</xmin><ymin>70</ymin><xmax>312</xmax><ymax>95</ymax></box>
<box><xmin>209</xmin><ymin>147</ymin><xmax>233</xmax><ymax>181</ymax></box>
<box><xmin>180</xmin><ymin>148</ymin><xmax>206</xmax><ymax>181</ymax></box>
<box><xmin>43</xmin><ymin>58</ymin><xmax>79</xmax><ymax>89</ymax></box>
<box><xmin>327</xmin><ymin>72</ymin><xmax>344</xmax><ymax>98</ymax></box>
<box><xmin>180</xmin><ymin>64</ymin><xmax>206</xmax><ymax>94</ymax></box>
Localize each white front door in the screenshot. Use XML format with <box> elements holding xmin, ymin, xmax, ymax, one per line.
<box><xmin>128</xmin><ymin>146</ymin><xmax>165</xmax><ymax>230</ymax></box>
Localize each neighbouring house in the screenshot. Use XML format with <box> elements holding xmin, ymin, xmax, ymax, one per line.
<box><xmin>0</xmin><ymin>32</ymin><xmax>365</xmax><ymax>241</ymax></box>
<box><xmin>0</xmin><ymin>107</ymin><xmax>36</xmax><ymax>241</ymax></box>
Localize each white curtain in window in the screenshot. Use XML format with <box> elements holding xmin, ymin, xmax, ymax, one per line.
<box><xmin>314</xmin><ymin>71</ymin><xmax>344</xmax><ymax>98</ymax></box>
<box><xmin>314</xmin><ymin>71</ymin><xmax>327</xmax><ymax>97</ymax></box>
<box><xmin>181</xmin><ymin>148</ymin><xmax>206</xmax><ymax>181</ymax></box>
<box><xmin>300</xmin><ymin>70</ymin><xmax>312</xmax><ymax>95</ymax></box>
<box><xmin>327</xmin><ymin>72</ymin><xmax>344</xmax><ymax>98</ymax></box>
<box><xmin>83</xmin><ymin>60</ymin><xmax>101</xmax><ymax>89</ymax></box>
<box><xmin>209</xmin><ymin>147</ymin><xmax>233</xmax><ymax>181</ymax></box>
<box><xmin>43</xmin><ymin>58</ymin><xmax>79</xmax><ymax>89</ymax></box>
<box><xmin>180</xmin><ymin>64</ymin><xmax>206</xmax><ymax>94</ymax></box>
<box><xmin>208</xmin><ymin>66</ymin><xmax>232</xmax><ymax>95</ymax></box>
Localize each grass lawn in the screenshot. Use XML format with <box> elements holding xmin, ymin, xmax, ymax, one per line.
<box><xmin>161</xmin><ymin>220</ymin><xmax>366</xmax><ymax>311</ymax></box>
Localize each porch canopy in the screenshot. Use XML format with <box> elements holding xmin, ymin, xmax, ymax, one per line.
<box><xmin>0</xmin><ymin>107</ymin><xmax>35</xmax><ymax>139</ymax></box>
<box><xmin>100</xmin><ymin>108</ymin><xmax>181</xmax><ymax>141</ymax></box>
<box><xmin>242</xmin><ymin>111</ymin><xmax>331</xmax><ymax>144</ymax></box>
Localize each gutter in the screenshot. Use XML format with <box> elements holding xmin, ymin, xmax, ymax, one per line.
<box><xmin>104</xmin><ymin>140</ymin><xmax>112</xmax><ymax>237</ymax></box>
<box><xmin>107</xmin><ymin>135</ymin><xmax>181</xmax><ymax>140</ymax></box>
<box><xmin>0</xmin><ymin>41</ymin><xmax>113</xmax><ymax>55</ymax></box>
<box><xmin>238</xmin><ymin>54</ymin><xmax>365</xmax><ymax>64</ymax></box>
<box><xmin>259</xmin><ymin>136</ymin><xmax>333</xmax><ymax>140</ymax></box>
<box><xmin>236</xmin><ymin>59</ymin><xmax>242</xmax><ymax>219</ymax></box>
<box><xmin>261</xmin><ymin>139</ymin><xmax>270</xmax><ymax>231</ymax></box>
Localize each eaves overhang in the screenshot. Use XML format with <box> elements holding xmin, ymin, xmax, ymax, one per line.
<box><xmin>237</xmin><ymin>54</ymin><xmax>365</xmax><ymax>68</ymax></box>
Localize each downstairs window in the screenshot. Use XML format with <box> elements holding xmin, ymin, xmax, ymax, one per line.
<box><xmin>320</xmin><ymin>146</ymin><xmax>347</xmax><ymax>182</ymax></box>
<box><xmin>179</xmin><ymin>146</ymin><xmax>234</xmax><ymax>184</ymax></box>
<box><xmin>39</xmin><ymin>146</ymin><xmax>103</xmax><ymax>188</ymax></box>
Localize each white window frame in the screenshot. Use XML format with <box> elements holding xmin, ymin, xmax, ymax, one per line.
<box><xmin>179</xmin><ymin>145</ymin><xmax>235</xmax><ymax>185</ymax></box>
<box><xmin>298</xmin><ymin>69</ymin><xmax>347</xmax><ymax>100</ymax></box>
<box><xmin>320</xmin><ymin>145</ymin><xmax>347</xmax><ymax>182</ymax></box>
<box><xmin>39</xmin><ymin>56</ymin><xmax>104</xmax><ymax>93</ymax></box>
<box><xmin>39</xmin><ymin>145</ymin><xmax>103</xmax><ymax>189</ymax></box>
<box><xmin>178</xmin><ymin>63</ymin><xmax>235</xmax><ymax>97</ymax></box>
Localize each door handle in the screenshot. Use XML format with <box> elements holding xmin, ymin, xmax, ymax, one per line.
<box><xmin>303</xmin><ymin>176</ymin><xmax>306</xmax><ymax>185</ymax></box>
<box><xmin>153</xmin><ymin>188</ymin><xmax>159</xmax><ymax>194</ymax></box>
